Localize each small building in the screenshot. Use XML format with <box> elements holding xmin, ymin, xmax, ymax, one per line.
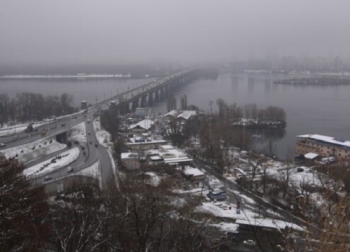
<box><xmin>149</xmin><ymin>155</ymin><xmax>164</xmax><ymax>165</ymax></box>
<box><xmin>304</xmin><ymin>152</ymin><xmax>319</xmax><ymax>160</ymax></box>
<box><xmin>164</xmin><ymin>110</ymin><xmax>178</xmax><ymax>120</ymax></box>
<box><xmin>126</xmin><ymin>138</ymin><xmax>167</xmax><ymax>151</ymax></box>
<box><xmin>182</xmin><ymin>166</ymin><xmax>205</xmax><ymax>181</ymax></box>
<box><xmin>128</xmin><ymin>119</ymin><xmax>154</xmax><ymax>133</ymax></box>
<box><xmin>121</xmin><ymin>152</ymin><xmax>140</xmax><ymax>170</ymax></box>
<box><xmin>159</xmin><ymin>144</ymin><xmax>175</xmax><ymax>152</ymax></box>
<box><xmin>295</xmin><ymin>134</ymin><xmax>350</xmax><ymax>160</ymax></box>
<box><xmin>177</xmin><ymin>110</ymin><xmax>197</xmax><ymax>122</ymax></box>
<box><xmin>160</xmin><ymin>149</ymin><xmax>193</xmax><ymax>166</ymax></box>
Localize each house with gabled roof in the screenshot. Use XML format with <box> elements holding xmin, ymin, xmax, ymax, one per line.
<box><xmin>128</xmin><ymin>119</ymin><xmax>154</xmax><ymax>133</ymax></box>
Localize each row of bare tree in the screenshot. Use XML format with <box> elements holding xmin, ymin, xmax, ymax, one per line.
<box><xmin>1</xmin><ymin>156</ymin><xmax>211</xmax><ymax>252</ymax></box>
<box><xmin>0</xmin><ymin>92</ymin><xmax>75</xmax><ymax>125</ymax></box>
<box><xmin>216</xmin><ymin>99</ymin><xmax>286</xmax><ymax>123</ymax></box>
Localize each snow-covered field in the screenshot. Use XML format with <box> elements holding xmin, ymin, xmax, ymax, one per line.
<box><xmin>196</xmin><ymin>202</ymin><xmax>303</xmax><ymax>231</ymax></box>
<box><xmin>24</xmin><ymin>147</ymin><xmax>80</xmax><ymax>177</ymax></box>
<box><xmin>0</xmin><ymin>137</ymin><xmax>66</xmax><ymax>163</ymax></box>
<box><xmin>69</xmin><ymin>122</ymin><xmax>87</xmax><ymax>143</ymax></box>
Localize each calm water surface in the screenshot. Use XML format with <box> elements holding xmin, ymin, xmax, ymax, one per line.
<box><xmin>1</xmin><ymin>74</ymin><xmax>350</xmax><ymax>159</ymax></box>
<box><xmin>153</xmin><ymin>73</ymin><xmax>350</xmax><ymax>159</ymax></box>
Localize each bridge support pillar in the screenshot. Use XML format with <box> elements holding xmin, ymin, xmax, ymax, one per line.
<box><xmin>164</xmin><ymin>85</ymin><xmax>169</xmax><ymax>98</ymax></box>
<box><xmin>159</xmin><ymin>88</ymin><xmax>165</xmax><ymax>100</ymax></box>
<box><xmin>154</xmin><ymin>89</ymin><xmax>159</xmax><ymax>102</ymax></box>
<box><xmin>132</xmin><ymin>99</ymin><xmax>138</xmax><ymax>112</ymax></box>
<box><xmin>119</xmin><ymin>103</ymin><xmax>129</xmax><ymax>115</ymax></box>
<box><xmin>148</xmin><ymin>91</ymin><xmax>153</xmax><ymax>106</ymax></box>
<box><xmin>141</xmin><ymin>95</ymin><xmax>147</xmax><ymax>107</ymax></box>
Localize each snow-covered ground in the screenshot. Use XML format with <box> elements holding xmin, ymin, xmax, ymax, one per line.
<box><xmin>211</xmin><ymin>222</ymin><xmax>239</xmax><ymax>232</ymax></box>
<box><xmin>0</xmin><ymin>137</ymin><xmax>66</xmax><ymax>163</ymax></box>
<box><xmin>93</xmin><ymin>119</ymin><xmax>112</xmax><ymax>147</ymax></box>
<box><xmin>69</xmin><ymin>122</ymin><xmax>87</xmax><ymax>143</ymax></box>
<box><xmin>24</xmin><ymin>147</ymin><xmax>80</xmax><ymax>177</ymax></box>
<box><xmin>145</xmin><ymin>172</ymin><xmax>161</xmax><ymax>186</ymax></box>
<box><xmin>197</xmin><ymin>202</ymin><xmax>303</xmax><ymax>231</ymax></box>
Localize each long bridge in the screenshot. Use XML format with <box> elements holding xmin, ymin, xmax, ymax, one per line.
<box><xmin>2</xmin><ymin>68</ymin><xmax>217</xmax><ymax>193</ymax></box>
<box><xmin>92</xmin><ymin>68</ymin><xmax>217</xmax><ymax>114</ymax></box>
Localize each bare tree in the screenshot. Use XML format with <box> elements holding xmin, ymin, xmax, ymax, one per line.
<box><xmin>0</xmin><ymin>156</ymin><xmax>50</xmax><ymax>251</ymax></box>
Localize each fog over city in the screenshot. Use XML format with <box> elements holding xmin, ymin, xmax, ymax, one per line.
<box><xmin>1</xmin><ymin>0</ymin><xmax>350</xmax><ymax>67</ymax></box>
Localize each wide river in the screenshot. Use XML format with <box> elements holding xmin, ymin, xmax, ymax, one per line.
<box><xmin>1</xmin><ymin>73</ymin><xmax>350</xmax><ymax>159</ymax></box>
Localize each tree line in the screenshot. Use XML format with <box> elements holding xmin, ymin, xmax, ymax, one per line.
<box><xmin>216</xmin><ymin>99</ymin><xmax>286</xmax><ymax>123</ymax></box>
<box><xmin>0</xmin><ymin>156</ymin><xmax>211</xmax><ymax>252</ymax></box>
<box><xmin>0</xmin><ymin>92</ymin><xmax>75</xmax><ymax>126</ymax></box>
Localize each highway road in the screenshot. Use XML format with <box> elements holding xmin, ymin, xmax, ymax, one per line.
<box><xmin>1</xmin><ymin>70</ymin><xmax>193</xmax><ymax>189</ymax></box>
<box><xmin>28</xmin><ymin>111</ymin><xmax>116</xmax><ymax>190</ymax></box>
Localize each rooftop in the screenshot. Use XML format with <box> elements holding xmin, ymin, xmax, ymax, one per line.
<box><xmin>128</xmin><ymin>119</ymin><xmax>154</xmax><ymax>131</ymax></box>
<box><xmin>297</xmin><ymin>134</ymin><xmax>350</xmax><ymax>148</ymax></box>
<box><xmin>177</xmin><ymin>110</ymin><xmax>197</xmax><ymax>120</ymax></box>
<box><xmin>183</xmin><ymin>167</ymin><xmax>205</xmax><ymax>177</ymax></box>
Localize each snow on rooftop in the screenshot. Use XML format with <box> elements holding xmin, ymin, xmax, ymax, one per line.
<box><xmin>127</xmin><ymin>139</ymin><xmax>166</xmax><ymax>146</ymax></box>
<box><xmin>150</xmin><ymin>155</ymin><xmax>163</xmax><ymax>161</ymax></box>
<box><xmin>297</xmin><ymin>134</ymin><xmax>350</xmax><ymax>148</ymax></box>
<box><xmin>128</xmin><ymin>119</ymin><xmax>154</xmax><ymax>130</ymax></box>
<box><xmin>183</xmin><ymin>167</ymin><xmax>205</xmax><ymax>177</ymax></box>
<box><xmin>164</xmin><ymin>157</ymin><xmax>193</xmax><ymax>164</ymax></box>
<box><xmin>121</xmin><ymin>152</ymin><xmax>138</xmax><ymax>159</ymax></box>
<box><xmin>160</xmin><ymin>144</ymin><xmax>174</xmax><ymax>151</ymax></box>
<box><xmin>164</xmin><ymin>110</ymin><xmax>178</xmax><ymax>117</ymax></box>
<box><xmin>304</xmin><ymin>152</ymin><xmax>319</xmax><ymax>159</ymax></box>
<box><xmin>177</xmin><ymin>110</ymin><xmax>197</xmax><ymax>120</ymax></box>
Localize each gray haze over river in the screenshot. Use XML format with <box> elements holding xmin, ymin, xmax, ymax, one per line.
<box><xmin>1</xmin><ymin>73</ymin><xmax>350</xmax><ymax>159</ymax></box>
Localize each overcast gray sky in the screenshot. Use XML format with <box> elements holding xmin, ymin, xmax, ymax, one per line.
<box><xmin>1</xmin><ymin>0</ymin><xmax>350</xmax><ymax>65</ymax></box>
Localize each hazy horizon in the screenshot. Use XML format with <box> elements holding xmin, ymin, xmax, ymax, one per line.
<box><xmin>1</xmin><ymin>0</ymin><xmax>350</xmax><ymax>67</ymax></box>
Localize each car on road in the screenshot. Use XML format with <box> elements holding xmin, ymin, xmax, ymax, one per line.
<box><xmin>67</xmin><ymin>166</ymin><xmax>74</xmax><ymax>173</ymax></box>
<box><xmin>0</xmin><ymin>143</ymin><xmax>6</xmax><ymax>147</ymax></box>
<box><xmin>95</xmin><ymin>143</ymin><xmax>98</xmax><ymax>148</ymax></box>
<box><xmin>88</xmin><ymin>131</ymin><xmax>91</xmax><ymax>135</ymax></box>
<box><xmin>243</xmin><ymin>239</ymin><xmax>256</xmax><ymax>247</ymax></box>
